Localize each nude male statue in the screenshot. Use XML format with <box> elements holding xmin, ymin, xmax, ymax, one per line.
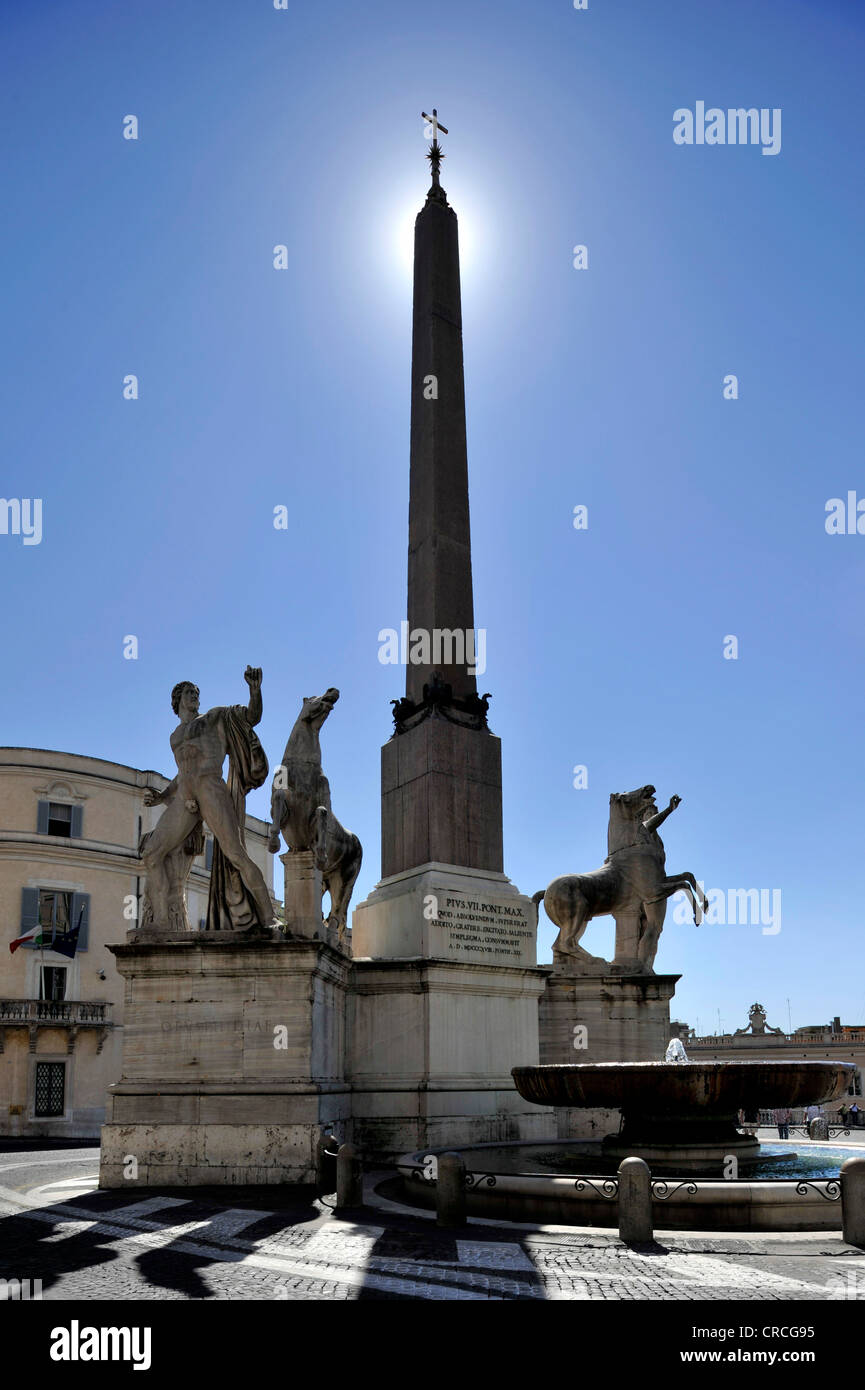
<box><xmin>139</xmin><ymin>666</ymin><xmax>275</xmax><ymax>933</ymax></box>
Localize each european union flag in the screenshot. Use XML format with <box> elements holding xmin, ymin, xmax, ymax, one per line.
<box><xmin>52</xmin><ymin>923</ymin><xmax>80</xmax><ymax>959</ymax></box>
<box><xmin>53</xmin><ymin>906</ymin><xmax>84</xmax><ymax>960</ymax></box>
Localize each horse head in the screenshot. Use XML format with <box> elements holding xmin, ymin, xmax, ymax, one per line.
<box><xmin>300</xmin><ymin>687</ymin><xmax>340</xmax><ymax>730</ymax></box>
<box><xmin>610</xmin><ymin>785</ymin><xmax>657</xmax><ymax>820</ymax></box>
<box><xmin>607</xmin><ymin>785</ymin><xmax>657</xmax><ymax>854</ymax></box>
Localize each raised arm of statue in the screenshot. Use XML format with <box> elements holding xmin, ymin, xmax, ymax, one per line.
<box><xmin>644</xmin><ymin>794</ymin><xmax>681</xmax><ymax>832</ymax></box>
<box><xmin>243</xmin><ymin>665</ymin><xmax>263</xmax><ymax>726</ymax></box>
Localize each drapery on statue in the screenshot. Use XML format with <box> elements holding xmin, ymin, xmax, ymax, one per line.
<box><xmin>267</xmin><ymin>687</ymin><xmax>362</xmax><ymax>942</ymax></box>
<box><xmin>533</xmin><ymin>785</ymin><xmax>708</xmax><ymax>974</ymax></box>
<box><xmin>139</xmin><ymin>666</ymin><xmax>276</xmax><ymax>934</ymax></box>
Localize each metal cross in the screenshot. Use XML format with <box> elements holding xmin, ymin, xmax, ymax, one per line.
<box><xmin>421</xmin><ymin>108</ymin><xmax>449</xmax><ymax>140</ymax></box>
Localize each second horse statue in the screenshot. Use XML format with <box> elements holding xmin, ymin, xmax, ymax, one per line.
<box><xmin>534</xmin><ymin>784</ymin><xmax>707</xmax><ymax>975</ymax></box>
<box><xmin>268</xmin><ymin>687</ymin><xmax>363</xmax><ymax>944</ymax></box>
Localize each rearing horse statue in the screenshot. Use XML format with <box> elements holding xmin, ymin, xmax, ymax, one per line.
<box><xmin>267</xmin><ymin>688</ymin><xmax>362</xmax><ymax>942</ymax></box>
<box><xmin>533</xmin><ymin>785</ymin><xmax>707</xmax><ymax>974</ymax></box>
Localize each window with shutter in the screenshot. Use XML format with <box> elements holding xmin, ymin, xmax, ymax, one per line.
<box><xmin>38</xmin><ymin>890</ymin><xmax>71</xmax><ymax>946</ymax></box>
<box><xmin>46</xmin><ymin>803</ymin><xmax>73</xmax><ymax>837</ymax></box>
<box><xmin>19</xmin><ymin>887</ymin><xmax>40</xmax><ymax>948</ymax></box>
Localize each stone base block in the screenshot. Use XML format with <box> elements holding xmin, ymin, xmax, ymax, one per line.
<box><xmin>348</xmin><ymin>956</ymin><xmax>554</xmax><ymax>1160</ymax></box>
<box><xmin>98</xmin><ymin>934</ymin><xmax>352</xmax><ymax>1188</ymax></box>
<box><xmin>539</xmin><ymin>971</ymin><xmax>680</xmax><ymax>1065</ymax></box>
<box><xmin>281</xmin><ymin>849</ymin><xmax>338</xmax><ymax>945</ymax></box>
<box><xmin>99</xmin><ymin>1121</ymin><xmax>331</xmax><ymax>1187</ymax></box>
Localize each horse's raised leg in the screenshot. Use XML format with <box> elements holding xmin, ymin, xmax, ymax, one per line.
<box><xmin>661</xmin><ymin>872</ymin><xmax>706</xmax><ymax>924</ymax></box>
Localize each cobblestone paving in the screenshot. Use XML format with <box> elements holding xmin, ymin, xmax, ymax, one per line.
<box><xmin>1</xmin><ymin>1148</ymin><xmax>864</xmax><ymax>1302</ymax></box>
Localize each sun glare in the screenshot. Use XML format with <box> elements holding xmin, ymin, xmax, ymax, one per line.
<box><xmin>385</xmin><ymin>184</ymin><xmax>483</xmax><ymax>289</ymax></box>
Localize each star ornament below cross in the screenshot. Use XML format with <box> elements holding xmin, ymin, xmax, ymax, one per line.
<box><xmin>422</xmin><ymin>108</ymin><xmax>448</xmax><ymax>179</ymax></box>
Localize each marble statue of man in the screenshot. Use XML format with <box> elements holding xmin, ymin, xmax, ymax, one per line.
<box><xmin>140</xmin><ymin>666</ymin><xmax>275</xmax><ymax>933</ymax></box>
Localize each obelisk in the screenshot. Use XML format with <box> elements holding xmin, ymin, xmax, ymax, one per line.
<box><xmin>379</xmin><ymin>115</ymin><xmax>503</xmax><ymax>879</ymax></box>
<box><xmin>348</xmin><ymin>113</ymin><xmax>547</xmax><ymax>1156</ymax></box>
<box><xmin>405</xmin><ymin>123</ymin><xmax>476</xmax><ymax>705</ymax></box>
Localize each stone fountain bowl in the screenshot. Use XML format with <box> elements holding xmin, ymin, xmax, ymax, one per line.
<box><xmin>511</xmin><ymin>1060</ymin><xmax>854</xmax><ymax>1114</ymax></box>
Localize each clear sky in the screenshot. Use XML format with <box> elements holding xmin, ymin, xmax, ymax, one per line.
<box><xmin>2</xmin><ymin>0</ymin><xmax>863</xmax><ymax>1035</ymax></box>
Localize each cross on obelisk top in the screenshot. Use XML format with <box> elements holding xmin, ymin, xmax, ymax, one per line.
<box><xmin>422</xmin><ymin>109</ymin><xmax>448</xmax><ymax>140</ymax></box>
<box><xmin>421</xmin><ymin>108</ymin><xmax>448</xmax><ymax>190</ymax></box>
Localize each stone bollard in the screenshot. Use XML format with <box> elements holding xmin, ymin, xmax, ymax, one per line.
<box><xmin>841</xmin><ymin>1157</ymin><xmax>865</xmax><ymax>1247</ymax></box>
<box><xmin>316</xmin><ymin>1131</ymin><xmax>339</xmax><ymax>1193</ymax></box>
<box><xmin>617</xmin><ymin>1157</ymin><xmax>653</xmax><ymax>1243</ymax></box>
<box><xmin>436</xmin><ymin>1152</ymin><xmax>467</xmax><ymax>1228</ymax></box>
<box><xmin>335</xmin><ymin>1143</ymin><xmax>363</xmax><ymax>1210</ymax></box>
<box><xmin>809</xmin><ymin>1117</ymin><xmax>829</xmax><ymax>1142</ymax></box>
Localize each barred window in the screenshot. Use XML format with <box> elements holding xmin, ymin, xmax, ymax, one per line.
<box><xmin>34</xmin><ymin>1062</ymin><xmax>65</xmax><ymax>1118</ymax></box>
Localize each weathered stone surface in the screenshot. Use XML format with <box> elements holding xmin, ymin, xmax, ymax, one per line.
<box><xmin>617</xmin><ymin>1157</ymin><xmax>653</xmax><ymax>1242</ymax></box>
<box><xmin>280</xmin><ymin>850</ymin><xmax>329</xmax><ymax>943</ymax></box>
<box><xmin>348</xmin><ymin>957</ymin><xmax>552</xmax><ymax>1158</ymax></box>
<box><xmin>841</xmin><ymin>1157</ymin><xmax>865</xmax><ymax>1247</ymax></box>
<box><xmin>353</xmin><ymin>861</ymin><xmax>535</xmax><ymax>966</ymax></box>
<box><xmin>539</xmin><ymin>972</ymin><xmax>680</xmax><ymax>1066</ymax></box>
<box><xmin>98</xmin><ymin>936</ymin><xmax>352</xmax><ymax>1187</ymax></box>
<box><xmin>99</xmin><ymin>1122</ymin><xmax>324</xmax><ymax>1186</ymax></box>
<box><xmin>381</xmin><ymin>718</ymin><xmax>503</xmax><ymax>877</ymax></box>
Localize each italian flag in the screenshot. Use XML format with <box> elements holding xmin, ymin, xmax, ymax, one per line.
<box><xmin>9</xmin><ymin>924</ymin><xmax>45</xmax><ymax>954</ymax></box>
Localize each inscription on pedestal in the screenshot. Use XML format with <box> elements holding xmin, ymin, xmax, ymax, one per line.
<box><xmin>429</xmin><ymin>892</ymin><xmax>534</xmax><ymax>966</ymax></box>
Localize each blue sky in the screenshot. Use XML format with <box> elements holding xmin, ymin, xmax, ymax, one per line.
<box><xmin>1</xmin><ymin>0</ymin><xmax>863</xmax><ymax>1035</ymax></box>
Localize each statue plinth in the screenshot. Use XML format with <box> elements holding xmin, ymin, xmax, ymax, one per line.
<box><xmin>98</xmin><ymin>933</ymin><xmax>351</xmax><ymax>1188</ymax></box>
<box><xmin>540</xmin><ymin>971</ymin><xmax>681</xmax><ymax>1066</ymax></box>
<box><xmin>280</xmin><ymin>849</ymin><xmax>340</xmax><ymax>947</ymax></box>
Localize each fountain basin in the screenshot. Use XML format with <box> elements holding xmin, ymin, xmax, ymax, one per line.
<box><xmin>511</xmin><ymin>1060</ymin><xmax>855</xmax><ymax>1174</ymax></box>
<box><xmin>396</xmin><ymin>1141</ymin><xmax>858</xmax><ymax>1231</ymax></box>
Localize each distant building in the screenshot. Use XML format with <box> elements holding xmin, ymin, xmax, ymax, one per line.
<box><xmin>674</xmin><ymin>1002</ymin><xmax>864</xmax><ymax>1122</ymax></box>
<box><xmin>0</xmin><ymin>748</ymin><xmax>274</xmax><ymax>1138</ymax></box>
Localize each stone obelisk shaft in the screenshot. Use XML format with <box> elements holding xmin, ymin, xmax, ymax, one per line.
<box><xmin>406</xmin><ymin>193</ymin><xmax>476</xmax><ymax>704</ymax></box>
<box><xmin>380</xmin><ymin>176</ymin><xmax>503</xmax><ymax>879</ymax></box>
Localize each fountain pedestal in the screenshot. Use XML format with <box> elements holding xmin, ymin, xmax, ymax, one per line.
<box><xmin>601</xmin><ymin>1113</ymin><xmax>760</xmax><ymax>1173</ymax></box>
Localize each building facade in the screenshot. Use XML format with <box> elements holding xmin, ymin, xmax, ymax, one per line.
<box><xmin>675</xmin><ymin>1003</ymin><xmax>864</xmax><ymax>1123</ymax></box>
<box><xmin>0</xmin><ymin>747</ymin><xmax>274</xmax><ymax>1138</ymax></box>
